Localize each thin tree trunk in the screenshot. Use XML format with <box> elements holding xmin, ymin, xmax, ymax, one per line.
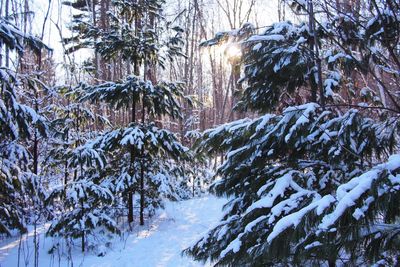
<box><xmin>308</xmin><ymin>0</ymin><xmax>317</xmax><ymax>103</ymax></box>
<box><xmin>81</xmin><ymin>198</ymin><xmax>85</xmax><ymax>252</ymax></box>
<box><xmin>309</xmin><ymin>1</ymin><xmax>325</xmax><ymax>108</ymax></box>
<box><xmin>4</xmin><ymin>0</ymin><xmax>10</xmax><ymax>68</ymax></box>
<box><xmin>128</xmin><ymin>100</ymin><xmax>136</xmax><ymax>224</ymax></box>
<box><xmin>81</xmin><ymin>231</ymin><xmax>85</xmax><ymax>252</ymax></box>
<box><xmin>128</xmin><ymin>0</ymin><xmax>142</xmax><ymax>225</ymax></box>
<box><xmin>139</xmin><ymin>96</ymin><xmax>145</xmax><ymax>226</ymax></box>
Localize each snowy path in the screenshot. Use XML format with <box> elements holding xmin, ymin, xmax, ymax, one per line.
<box><xmin>0</xmin><ymin>196</ymin><xmax>225</xmax><ymax>267</ymax></box>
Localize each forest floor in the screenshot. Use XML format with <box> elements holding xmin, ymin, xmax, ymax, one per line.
<box><xmin>0</xmin><ymin>195</ymin><xmax>226</xmax><ymax>267</ymax></box>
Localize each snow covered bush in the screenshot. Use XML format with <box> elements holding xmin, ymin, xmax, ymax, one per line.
<box><xmin>47</xmin><ymin>179</ymin><xmax>119</xmax><ymax>253</ymax></box>
<box><xmin>84</xmin><ymin>121</ymin><xmax>191</xmax><ymax>224</ymax></box>
<box><xmin>187</xmin><ymin>104</ymin><xmax>399</xmax><ymax>265</ymax></box>
<box><xmin>45</xmin><ymin>141</ymin><xmax>119</xmax><ymax>253</ymax></box>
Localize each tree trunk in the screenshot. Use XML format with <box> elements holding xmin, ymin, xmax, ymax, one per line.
<box><xmin>128</xmin><ymin>192</ymin><xmax>134</xmax><ymax>224</ymax></box>
<box><xmin>139</xmin><ymin>159</ymin><xmax>145</xmax><ymax>226</ymax></box>
<box><xmin>128</xmin><ymin>99</ymin><xmax>136</xmax><ymax>224</ymax></box>
<box><xmin>81</xmin><ymin>231</ymin><xmax>85</xmax><ymax>253</ymax></box>
<box><xmin>139</xmin><ymin>92</ymin><xmax>146</xmax><ymax>226</ymax></box>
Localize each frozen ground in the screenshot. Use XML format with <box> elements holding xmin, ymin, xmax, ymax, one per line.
<box><xmin>0</xmin><ymin>196</ymin><xmax>226</xmax><ymax>267</ymax></box>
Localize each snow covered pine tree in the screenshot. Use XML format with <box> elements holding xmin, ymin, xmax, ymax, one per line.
<box><xmin>0</xmin><ymin>17</ymin><xmax>50</xmax><ymax>236</ymax></box>
<box><xmin>77</xmin><ymin>0</ymin><xmax>191</xmax><ymax>226</ymax></box>
<box><xmin>185</xmin><ymin>1</ymin><xmax>400</xmax><ymax>266</ymax></box>
<box><xmin>46</xmin><ymin>0</ymin><xmax>191</xmax><ymax>253</ymax></box>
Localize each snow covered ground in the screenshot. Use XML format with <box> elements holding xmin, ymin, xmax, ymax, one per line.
<box><xmin>0</xmin><ymin>196</ymin><xmax>226</xmax><ymax>267</ymax></box>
